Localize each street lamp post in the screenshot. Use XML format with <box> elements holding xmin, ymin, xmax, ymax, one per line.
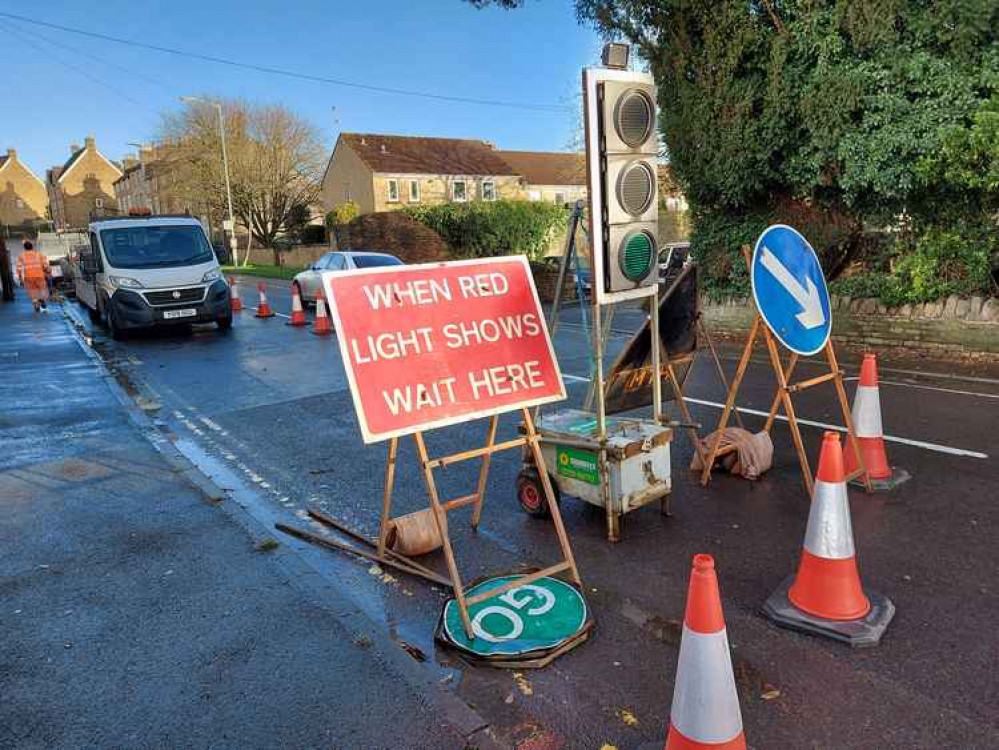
<box><xmin>180</xmin><ymin>96</ymin><xmax>236</xmax><ymax>263</ymax></box>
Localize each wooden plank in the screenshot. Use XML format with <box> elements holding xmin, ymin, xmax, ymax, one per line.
<box><xmin>426</xmin><ymin>436</ymin><xmax>528</xmax><ymax>469</ymax></box>
<box><xmin>762</xmin><ymin>326</ymin><xmax>813</xmax><ymax>496</ymax></box>
<box><xmin>826</xmin><ymin>342</ymin><xmax>874</xmax><ymax>492</ymax></box>
<box><xmin>471</xmin><ymin>415</ymin><xmax>498</xmax><ymax>529</ymax></box>
<box><xmin>376</xmin><ymin>437</ymin><xmax>399</xmax><ymax>556</ymax></box>
<box><xmin>465</xmin><ymin>562</ymin><xmax>573</xmax><ymax>606</ymax></box>
<box><xmin>698</xmin><ymin>315</ymin><xmax>746</xmax><ymax>431</ymax></box>
<box><xmin>442</xmin><ymin>493</ymin><xmax>479</xmax><ymax>512</ymax></box>
<box><xmin>308</xmin><ymin>507</ymin><xmax>444</xmax><ymax>582</ymax></box>
<box><xmin>414</xmin><ymin>432</ymin><xmax>473</xmax><ymax>638</ymax></box>
<box><xmin>764</xmin><ymin>353</ymin><xmax>798</xmax><ymax>433</ymax></box>
<box><xmin>522</xmin><ymin>407</ymin><xmax>583</xmax><ymax>584</ymax></box>
<box><xmin>844</xmin><ymin>467</ymin><xmax>867</xmax><ymax>483</ymax></box>
<box><xmin>700</xmin><ymin>315</ymin><xmax>760</xmax><ymax>486</ymax></box>
<box><xmin>275</xmin><ymin>523</ymin><xmax>452</xmax><ymax>587</ymax></box>
<box><xmin>787</xmin><ymin>370</ymin><xmax>842</xmax><ymax>393</ymax></box>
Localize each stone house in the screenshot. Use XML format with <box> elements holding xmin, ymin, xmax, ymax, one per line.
<box><xmin>494</xmin><ymin>150</ymin><xmax>587</xmax><ymax>206</ymax></box>
<box><xmin>320</xmin><ymin>133</ymin><xmax>523</xmax><ymax>215</ymax></box>
<box><xmin>46</xmin><ymin>136</ymin><xmax>122</xmax><ymax>231</ymax></box>
<box><xmin>114</xmin><ymin>144</ymin><xmax>187</xmax><ymax>216</ymax></box>
<box><xmin>0</xmin><ymin>148</ymin><xmax>48</xmax><ymax>228</ymax></box>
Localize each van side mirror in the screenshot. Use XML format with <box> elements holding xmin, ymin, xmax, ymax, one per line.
<box><xmin>81</xmin><ymin>252</ymin><xmax>98</xmax><ymax>274</ymax></box>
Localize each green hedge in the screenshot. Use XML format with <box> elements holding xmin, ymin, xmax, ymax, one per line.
<box><xmin>403</xmin><ymin>200</ymin><xmax>567</xmax><ymax>261</ymax></box>
<box><xmin>693</xmin><ymin>209</ymin><xmax>997</xmax><ymax>304</ymax></box>
<box><xmin>830</xmin><ymin>223</ymin><xmax>994</xmax><ymax>306</ymax></box>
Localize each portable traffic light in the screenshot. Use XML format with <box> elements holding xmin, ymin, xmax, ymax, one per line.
<box><xmin>583</xmin><ymin>48</ymin><xmax>660</xmax><ymax>302</ymax></box>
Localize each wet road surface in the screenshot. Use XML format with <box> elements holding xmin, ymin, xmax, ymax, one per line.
<box><xmin>62</xmin><ymin>278</ymin><xmax>999</xmax><ymax>749</ymax></box>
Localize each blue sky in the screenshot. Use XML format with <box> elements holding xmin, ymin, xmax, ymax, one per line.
<box><xmin>0</xmin><ymin>1</ymin><xmax>602</xmax><ymax>177</ymax></box>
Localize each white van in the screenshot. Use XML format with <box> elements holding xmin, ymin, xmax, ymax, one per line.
<box><xmin>76</xmin><ymin>215</ymin><xmax>232</xmax><ymax>339</ymax></box>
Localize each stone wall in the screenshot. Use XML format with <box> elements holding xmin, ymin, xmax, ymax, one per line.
<box><xmin>244</xmin><ymin>245</ymin><xmax>328</xmax><ymax>268</ymax></box>
<box><xmin>702</xmin><ymin>294</ymin><xmax>999</xmax><ymax>355</ymax></box>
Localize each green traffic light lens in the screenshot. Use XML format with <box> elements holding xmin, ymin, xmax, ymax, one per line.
<box><xmin>620</xmin><ymin>231</ymin><xmax>655</xmax><ymax>281</ymax></box>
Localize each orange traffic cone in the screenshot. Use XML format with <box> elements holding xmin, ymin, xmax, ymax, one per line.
<box><xmin>255</xmin><ymin>282</ymin><xmax>275</xmax><ymax>318</ymax></box>
<box><xmin>789</xmin><ymin>432</ymin><xmax>870</xmax><ymax>621</ymax></box>
<box><xmin>844</xmin><ymin>354</ymin><xmax>907</xmax><ymax>490</ymax></box>
<box><xmin>229</xmin><ymin>277</ymin><xmax>243</xmax><ymax>312</ymax></box>
<box><xmin>763</xmin><ymin>432</ymin><xmax>895</xmax><ymax>646</ymax></box>
<box><xmin>312</xmin><ymin>288</ymin><xmax>332</xmax><ymax>336</ymax></box>
<box><xmin>286</xmin><ymin>285</ymin><xmax>307</xmax><ymax>327</ymax></box>
<box><xmin>665</xmin><ymin>554</ymin><xmax>745</xmax><ymax>750</ymax></box>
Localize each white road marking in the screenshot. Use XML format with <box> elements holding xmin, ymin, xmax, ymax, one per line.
<box><xmin>681</xmin><ymin>396</ymin><xmax>988</xmax><ymax>459</ymax></box>
<box><xmin>875</xmin><ymin>378</ymin><xmax>999</xmax><ymax>400</ymax></box>
<box><xmin>562</xmin><ymin>372</ymin><xmax>988</xmax><ymax>458</ymax></box>
<box><xmin>717</xmin><ymin>354</ymin><xmax>999</xmax><ymax>398</ymax></box>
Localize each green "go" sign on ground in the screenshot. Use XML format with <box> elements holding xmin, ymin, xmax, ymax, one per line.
<box><xmin>441</xmin><ymin>575</ymin><xmax>589</xmax><ymax>658</ymax></box>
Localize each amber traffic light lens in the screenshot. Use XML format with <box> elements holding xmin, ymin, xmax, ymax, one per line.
<box><xmin>617</xmin><ymin>161</ymin><xmax>655</xmax><ymax>216</ymax></box>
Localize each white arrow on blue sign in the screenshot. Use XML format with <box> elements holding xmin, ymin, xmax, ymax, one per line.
<box><xmin>751</xmin><ymin>225</ymin><xmax>832</xmax><ymax>356</ymax></box>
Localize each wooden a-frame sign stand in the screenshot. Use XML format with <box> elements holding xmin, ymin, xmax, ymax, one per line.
<box><xmin>375</xmin><ymin>407</ymin><xmax>582</xmax><ymax>641</ymax></box>
<box><xmin>699</xmin><ymin>246</ymin><xmax>872</xmax><ymax>495</ymax></box>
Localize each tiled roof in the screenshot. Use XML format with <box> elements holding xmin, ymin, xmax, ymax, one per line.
<box><xmin>495</xmin><ymin>150</ymin><xmax>586</xmax><ymax>187</ymax></box>
<box><xmin>340</xmin><ymin>133</ymin><xmax>517</xmax><ymax>177</ymax></box>
<box><xmin>0</xmin><ymin>155</ymin><xmax>7</xmax><ymax>171</ymax></box>
<box><xmin>60</xmin><ymin>147</ymin><xmax>86</xmax><ymax>178</ymax></box>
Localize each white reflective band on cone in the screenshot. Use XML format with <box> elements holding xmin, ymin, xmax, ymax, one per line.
<box><xmin>670</xmin><ymin>625</ymin><xmax>743</xmax><ymax>743</ymax></box>
<box><xmin>803</xmin><ymin>479</ymin><xmax>856</xmax><ymax>560</ymax></box>
<box><xmin>851</xmin><ymin>386</ymin><xmax>883</xmax><ymax>438</ymax></box>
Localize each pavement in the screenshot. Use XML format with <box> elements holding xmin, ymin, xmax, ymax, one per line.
<box><xmin>0</xmin><ymin>292</ymin><xmax>486</xmax><ymax>750</ymax></box>
<box><xmin>5</xmin><ymin>275</ymin><xmax>999</xmax><ymax>749</ymax></box>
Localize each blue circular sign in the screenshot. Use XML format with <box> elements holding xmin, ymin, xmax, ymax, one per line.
<box><xmin>751</xmin><ymin>225</ymin><xmax>832</xmax><ymax>356</ymax></box>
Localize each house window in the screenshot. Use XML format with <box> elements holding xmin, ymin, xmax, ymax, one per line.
<box><xmin>408</xmin><ymin>179</ymin><xmax>420</xmax><ymax>203</ymax></box>
<box><xmin>387</xmin><ymin>179</ymin><xmax>399</xmax><ymax>203</ymax></box>
<box><xmin>452</xmin><ymin>180</ymin><xmax>467</xmax><ymax>202</ymax></box>
<box><xmin>554</xmin><ymin>191</ymin><xmax>567</xmax><ymax>206</ymax></box>
<box><xmin>15</xmin><ymin>198</ymin><xmax>24</xmax><ymax>209</ymax></box>
<box><xmin>482</xmin><ymin>180</ymin><xmax>496</xmax><ymax>202</ymax></box>
<box><xmin>94</xmin><ymin>197</ymin><xmax>104</xmax><ymax>209</ymax></box>
<box><xmin>528</xmin><ymin>190</ymin><xmax>541</xmax><ymax>202</ymax></box>
<box><xmin>343</xmin><ymin>187</ymin><xmax>352</xmax><ymax>202</ymax></box>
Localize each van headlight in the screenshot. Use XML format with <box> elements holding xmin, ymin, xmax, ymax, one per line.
<box><xmin>202</xmin><ymin>269</ymin><xmax>222</xmax><ymax>283</ymax></box>
<box><xmin>108</xmin><ymin>276</ymin><xmax>143</xmax><ymax>289</ymax></box>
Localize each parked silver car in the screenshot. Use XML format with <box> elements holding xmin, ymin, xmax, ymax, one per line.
<box><xmin>292</xmin><ymin>251</ymin><xmax>403</xmax><ymax>305</ymax></box>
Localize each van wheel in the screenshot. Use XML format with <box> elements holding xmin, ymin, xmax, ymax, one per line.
<box><xmin>106</xmin><ymin>306</ymin><xmax>126</xmax><ymax>341</ymax></box>
<box><xmin>217</xmin><ymin>314</ymin><xmax>233</xmax><ymax>332</ymax></box>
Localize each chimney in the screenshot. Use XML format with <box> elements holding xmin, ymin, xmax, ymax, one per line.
<box><xmin>122</xmin><ymin>156</ymin><xmax>139</xmax><ymax>171</ymax></box>
<box><xmin>70</xmin><ymin>143</ymin><xmax>81</xmax><ymax>154</ymax></box>
<box><xmin>5</xmin><ymin>148</ymin><xmax>15</xmax><ymax>161</ymax></box>
<box><xmin>84</xmin><ymin>135</ymin><xmax>96</xmax><ymax>150</ymax></box>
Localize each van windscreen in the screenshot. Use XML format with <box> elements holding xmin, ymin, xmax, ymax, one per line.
<box><xmin>99</xmin><ymin>225</ymin><xmax>214</xmax><ymax>270</ymax></box>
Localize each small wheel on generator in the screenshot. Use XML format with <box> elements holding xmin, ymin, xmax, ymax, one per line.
<box><xmin>516</xmin><ymin>467</ymin><xmax>560</xmax><ymax>518</ymax></box>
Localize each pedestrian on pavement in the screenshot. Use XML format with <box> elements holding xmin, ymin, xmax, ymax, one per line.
<box><xmin>15</xmin><ymin>240</ymin><xmax>51</xmax><ymax>313</ymax></box>
<box><xmin>0</xmin><ymin>236</ymin><xmax>14</xmax><ymax>302</ymax></box>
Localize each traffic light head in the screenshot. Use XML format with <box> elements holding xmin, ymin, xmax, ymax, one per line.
<box><xmin>584</xmin><ymin>61</ymin><xmax>660</xmax><ymax>302</ymax></box>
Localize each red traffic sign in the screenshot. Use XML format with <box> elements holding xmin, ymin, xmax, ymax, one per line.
<box><xmin>323</xmin><ymin>256</ymin><xmax>566</xmax><ymax>443</ymax></box>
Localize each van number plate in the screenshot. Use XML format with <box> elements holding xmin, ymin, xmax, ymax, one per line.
<box><xmin>163</xmin><ymin>308</ymin><xmax>197</xmax><ymax>320</ymax></box>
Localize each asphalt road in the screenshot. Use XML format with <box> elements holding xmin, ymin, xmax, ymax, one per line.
<box><xmin>65</xmin><ymin>277</ymin><xmax>999</xmax><ymax>749</ymax></box>
<box><xmin>0</xmin><ymin>293</ymin><xmax>474</xmax><ymax>750</ymax></box>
